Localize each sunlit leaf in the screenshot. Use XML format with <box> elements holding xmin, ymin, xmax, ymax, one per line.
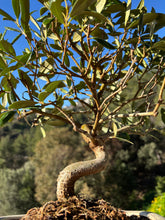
<box><xmin>137</xmin><ymin>0</ymin><xmax>144</xmax><ymax>10</ymax></box>
<box><xmin>40</xmin><ymin>126</ymin><xmax>46</xmax><ymax>138</ymax></box>
<box><xmin>30</xmin><ymin>16</ymin><xmax>40</xmax><ymax>30</ymax></box>
<box><xmin>115</xmin><ymin>136</ymin><xmax>134</xmax><ymax>144</ymax></box>
<box><xmin>125</xmin><ymin>0</ymin><xmax>131</xmax><ymax>27</ymax></box>
<box><xmin>72</xmin><ymin>31</ymin><xmax>81</xmax><ymax>42</ymax></box>
<box><xmin>96</xmin><ymin>0</ymin><xmax>106</xmax><ymax>13</ymax></box>
<box><xmin>49</xmin><ymin>0</ymin><xmax>64</xmax><ymax>24</ymax></box>
<box><xmin>112</xmin><ymin>121</ymin><xmax>118</xmax><ymax>137</ymax></box>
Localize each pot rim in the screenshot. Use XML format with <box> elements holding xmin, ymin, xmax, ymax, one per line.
<box><xmin>124</xmin><ymin>210</ymin><xmax>165</xmax><ymax>220</ymax></box>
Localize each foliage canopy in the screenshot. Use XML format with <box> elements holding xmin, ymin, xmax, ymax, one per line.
<box><xmin>0</xmin><ymin>0</ymin><xmax>165</xmax><ymax>141</ymax></box>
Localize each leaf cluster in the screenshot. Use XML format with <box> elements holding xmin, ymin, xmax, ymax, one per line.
<box><xmin>0</xmin><ymin>0</ymin><xmax>165</xmax><ymax>143</ymax></box>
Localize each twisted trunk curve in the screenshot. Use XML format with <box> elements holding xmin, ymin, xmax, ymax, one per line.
<box><xmin>57</xmin><ymin>143</ymin><xmax>108</xmax><ymax>200</ymax></box>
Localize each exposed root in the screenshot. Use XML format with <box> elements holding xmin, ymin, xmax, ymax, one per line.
<box><xmin>21</xmin><ymin>196</ymin><xmax>149</xmax><ymax>220</ymax></box>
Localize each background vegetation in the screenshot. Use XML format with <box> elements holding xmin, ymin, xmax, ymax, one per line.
<box><xmin>0</xmin><ymin>114</ymin><xmax>165</xmax><ymax>215</ymax></box>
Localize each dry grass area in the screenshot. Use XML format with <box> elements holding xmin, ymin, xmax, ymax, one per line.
<box><xmin>21</xmin><ymin>196</ymin><xmax>149</xmax><ymax>220</ymax></box>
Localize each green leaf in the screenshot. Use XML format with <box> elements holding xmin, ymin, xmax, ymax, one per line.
<box><xmin>103</xmin><ymin>3</ymin><xmax>126</xmax><ymax>14</ymax></box>
<box><xmin>70</xmin><ymin>0</ymin><xmax>97</xmax><ymax>17</ymax></box>
<box><xmin>11</xmin><ymin>33</ymin><xmax>22</xmax><ymax>45</ymax></box>
<box><xmin>0</xmin><ymin>56</ymin><xmax>7</xmax><ymax>69</ymax></box>
<box><xmin>5</xmin><ymin>27</ymin><xmax>21</xmax><ymax>32</ymax></box>
<box><xmin>69</xmin><ymin>100</ymin><xmax>76</xmax><ymax>106</ymax></box>
<box><xmin>40</xmin><ymin>6</ymin><xmax>48</xmax><ymax>16</ymax></box>
<box><xmin>115</xmin><ymin>136</ymin><xmax>134</xmax><ymax>144</ymax></box>
<box><xmin>125</xmin><ymin>0</ymin><xmax>131</xmax><ymax>27</ymax></box>
<box><xmin>112</xmin><ymin>122</ymin><xmax>118</xmax><ymax>137</ymax></box>
<box><xmin>44</xmin><ymin>80</ymin><xmax>66</xmax><ymax>93</ymax></box>
<box><xmin>137</xmin><ymin>0</ymin><xmax>144</xmax><ymax>10</ymax></box>
<box><xmin>38</xmin><ymin>91</ymin><xmax>50</xmax><ymax>101</ymax></box>
<box><xmin>0</xmin><ymin>104</ymin><xmax>5</xmax><ymax>112</ymax></box>
<box><xmin>0</xmin><ymin>9</ymin><xmax>15</xmax><ymax>21</ymax></box>
<box><xmin>75</xmin><ymin>81</ymin><xmax>87</xmax><ymax>91</ymax></box>
<box><xmin>161</xmin><ymin>108</ymin><xmax>165</xmax><ymax>124</ymax></box>
<box><xmin>20</xmin><ymin>0</ymin><xmax>32</xmax><ymax>39</ymax></box>
<box><xmin>78</xmin><ymin>11</ymin><xmax>114</xmax><ymax>27</ymax></box>
<box><xmin>12</xmin><ymin>0</ymin><xmax>20</xmax><ymax>19</ymax></box>
<box><xmin>72</xmin><ymin>31</ymin><xmax>82</xmax><ymax>42</ymax></box>
<box><xmin>91</xmin><ymin>27</ymin><xmax>108</xmax><ymax>39</ymax></box>
<box><xmin>152</xmin><ymin>40</ymin><xmax>165</xmax><ymax>51</ymax></box>
<box><xmin>49</xmin><ymin>0</ymin><xmax>64</xmax><ymax>24</ymax></box>
<box><xmin>93</xmin><ymin>37</ymin><xmax>115</xmax><ymax>49</ymax></box>
<box><xmin>30</xmin><ymin>16</ymin><xmax>40</xmax><ymax>30</ymax></box>
<box><xmin>0</xmin><ymin>111</ymin><xmax>16</xmax><ymax>126</ymax></box>
<box><xmin>46</xmin><ymin>119</ymin><xmax>66</xmax><ymax>126</ymax></box>
<box><xmin>0</xmin><ymin>40</ymin><xmax>16</xmax><ymax>56</ymax></box>
<box><xmin>43</xmin><ymin>17</ymin><xmax>55</xmax><ymax>26</ymax></box>
<box><xmin>50</xmin><ymin>44</ymin><xmax>62</xmax><ymax>50</ymax></box>
<box><xmin>9</xmin><ymin>100</ymin><xmax>37</xmax><ymax>109</ymax></box>
<box><xmin>96</xmin><ymin>0</ymin><xmax>106</xmax><ymax>13</ymax></box>
<box><xmin>18</xmin><ymin>69</ymin><xmax>38</xmax><ymax>90</ymax></box>
<box><xmin>128</xmin><ymin>13</ymin><xmax>163</xmax><ymax>30</ymax></box>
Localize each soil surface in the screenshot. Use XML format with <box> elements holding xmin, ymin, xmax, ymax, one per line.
<box><xmin>21</xmin><ymin>196</ymin><xmax>149</xmax><ymax>220</ymax></box>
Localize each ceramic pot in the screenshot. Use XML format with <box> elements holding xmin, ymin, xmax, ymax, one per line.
<box><xmin>125</xmin><ymin>211</ymin><xmax>165</xmax><ymax>220</ymax></box>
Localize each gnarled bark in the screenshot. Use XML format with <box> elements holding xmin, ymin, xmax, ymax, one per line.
<box><xmin>56</xmin><ymin>142</ymin><xmax>108</xmax><ymax>200</ymax></box>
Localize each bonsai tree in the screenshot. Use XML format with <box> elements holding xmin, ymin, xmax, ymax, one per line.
<box><xmin>0</xmin><ymin>0</ymin><xmax>165</xmax><ymax>201</ymax></box>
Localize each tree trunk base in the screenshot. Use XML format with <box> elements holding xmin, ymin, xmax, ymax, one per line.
<box><xmin>20</xmin><ymin>196</ymin><xmax>164</xmax><ymax>220</ymax></box>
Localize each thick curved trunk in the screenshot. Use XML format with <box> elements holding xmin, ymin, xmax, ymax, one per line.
<box><xmin>56</xmin><ymin>143</ymin><xmax>108</xmax><ymax>200</ymax></box>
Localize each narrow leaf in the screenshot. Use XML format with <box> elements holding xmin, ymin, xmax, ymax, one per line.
<box><xmin>94</xmin><ymin>37</ymin><xmax>115</xmax><ymax>49</ymax></box>
<box><xmin>0</xmin><ymin>111</ymin><xmax>16</xmax><ymax>126</ymax></box>
<box><xmin>112</xmin><ymin>122</ymin><xmax>118</xmax><ymax>137</ymax></box>
<box><xmin>30</xmin><ymin>16</ymin><xmax>40</xmax><ymax>30</ymax></box>
<box><xmin>20</xmin><ymin>0</ymin><xmax>32</xmax><ymax>39</ymax></box>
<box><xmin>40</xmin><ymin>126</ymin><xmax>46</xmax><ymax>138</ymax></box>
<box><xmin>9</xmin><ymin>100</ymin><xmax>37</xmax><ymax>109</ymax></box>
<box><xmin>11</xmin><ymin>33</ymin><xmax>22</xmax><ymax>45</ymax></box>
<box><xmin>125</xmin><ymin>0</ymin><xmax>131</xmax><ymax>27</ymax></box>
<box><xmin>0</xmin><ymin>9</ymin><xmax>15</xmax><ymax>21</ymax></box>
<box><xmin>137</xmin><ymin>0</ymin><xmax>144</xmax><ymax>10</ymax></box>
<box><xmin>12</xmin><ymin>0</ymin><xmax>20</xmax><ymax>19</ymax></box>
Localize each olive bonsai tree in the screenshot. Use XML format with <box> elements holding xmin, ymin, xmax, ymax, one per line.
<box><xmin>0</xmin><ymin>0</ymin><xmax>165</xmax><ymax>201</ymax></box>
